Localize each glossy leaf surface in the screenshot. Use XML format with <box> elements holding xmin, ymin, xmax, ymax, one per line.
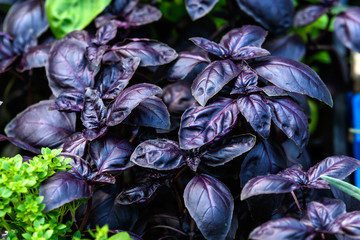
<box><xmin>125</xmin><ymin>4</ymin><xmax>162</xmax><ymax>26</ymax></box>
<box><xmin>18</xmin><ymin>42</ymin><xmax>51</xmax><ymax>72</ymax></box>
<box><xmin>236</xmin><ymin>0</ymin><xmax>294</xmax><ymax>34</ymax></box>
<box><xmin>39</xmin><ymin>171</ymin><xmax>91</xmax><ymax>212</ymax></box>
<box><xmin>81</xmin><ymin>88</ymin><xmax>106</xmax><ymax>130</ymax></box>
<box><xmin>334</xmin><ymin>7</ymin><xmax>360</xmax><ymax>52</ymax></box>
<box><xmin>252</xmin><ymin>56</ymin><xmax>333</xmax><ymax>106</ymax></box>
<box><xmin>94</xmin><ymin>21</ymin><xmax>117</xmax><ymax>45</ymax></box>
<box><xmin>46</xmin><ymin>38</ymin><xmax>100</xmax><ymax>97</ymax></box>
<box><xmin>45</xmin><ymin>0</ymin><xmax>112</xmax><ymax>38</ymax></box>
<box><xmin>264</xmin><ymin>34</ymin><xmax>305</xmax><ymax>61</ymax></box>
<box><xmin>186</xmin><ymin>0</ymin><xmax>219</xmax><ymax>20</ymax></box>
<box><xmin>54</xmin><ymin>91</ymin><xmax>85</xmax><ymax>112</ymax></box>
<box><xmin>131</xmin><ymin>139</ymin><xmax>186</xmax><ymax>170</ymax></box>
<box><xmin>5</xmin><ymin>100</ymin><xmax>76</xmax><ymax>149</ymax></box>
<box><xmin>179</xmin><ymin>98</ymin><xmax>239</xmax><ymax>150</ymax></box>
<box><xmin>335</xmin><ymin>211</ymin><xmax>360</xmax><ymax>238</ymax></box>
<box><xmin>191</xmin><ymin>59</ymin><xmax>240</xmax><ymax>106</ymax></box>
<box><xmin>323</xmin><ymin>176</ymin><xmax>360</xmax><ymax>202</ymax></box>
<box><xmin>184</xmin><ymin>174</ymin><xmax>234</xmax><ymax>240</ymax></box>
<box><xmin>106</xmin><ymin>83</ymin><xmax>162</xmax><ymax>126</ymax></box>
<box><xmin>62</xmin><ymin>132</ymin><xmax>87</xmax><ymax>157</ymax></box>
<box><xmin>293</xmin><ymin>5</ymin><xmax>329</xmax><ymax>27</ymax></box>
<box><xmin>89</xmin><ymin>136</ymin><xmax>134</xmax><ymax>173</ymax></box>
<box><xmin>190</xmin><ymin>37</ymin><xmax>228</xmax><ymax>57</ymax></box>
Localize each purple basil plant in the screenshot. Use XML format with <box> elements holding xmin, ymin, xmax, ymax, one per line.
<box><xmin>1</xmin><ymin>0</ymin><xmax>360</xmax><ymax>239</ymax></box>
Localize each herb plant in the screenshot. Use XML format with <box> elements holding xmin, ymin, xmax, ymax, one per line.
<box><xmin>1</xmin><ymin>0</ymin><xmax>360</xmax><ymax>239</ymax></box>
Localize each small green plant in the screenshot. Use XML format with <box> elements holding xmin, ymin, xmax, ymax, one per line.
<box><xmin>88</xmin><ymin>225</ymin><xmax>132</xmax><ymax>240</ymax></box>
<box><xmin>0</xmin><ymin>148</ymin><xmax>73</xmax><ymax>240</ymax></box>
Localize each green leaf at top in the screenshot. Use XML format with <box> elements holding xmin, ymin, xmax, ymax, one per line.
<box><xmin>321</xmin><ymin>175</ymin><xmax>360</xmax><ymax>201</ymax></box>
<box><xmin>45</xmin><ymin>0</ymin><xmax>112</xmax><ymax>39</ymax></box>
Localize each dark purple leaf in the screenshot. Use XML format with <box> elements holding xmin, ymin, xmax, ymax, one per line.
<box><xmin>87</xmin><ymin>173</ymin><xmax>116</xmax><ymax>185</ymax></box>
<box><xmin>106</xmin><ymin>83</ymin><xmax>162</xmax><ymax>126</ymax></box>
<box><xmin>82</xmin><ymin>127</ymin><xmax>108</xmax><ymax>141</ymax></box>
<box><xmin>190</xmin><ymin>37</ymin><xmax>228</xmax><ymax>57</ymax></box>
<box><xmin>62</xmin><ymin>132</ymin><xmax>87</xmax><ymax>157</ymax></box>
<box><xmin>179</xmin><ymin>98</ymin><xmax>239</xmax><ymax>150</ymax></box>
<box><xmin>231</xmin><ymin>46</ymin><xmax>270</xmax><ymax>60</ymax></box>
<box><xmin>54</xmin><ymin>91</ymin><xmax>85</xmax><ymax>112</ymax></box>
<box><xmin>3</xmin><ymin>0</ymin><xmax>48</xmax><ymax>38</ymax></box>
<box><xmin>94</xmin><ymin>21</ymin><xmax>118</xmax><ymax>45</ymax></box>
<box><xmin>293</xmin><ymin>5</ymin><xmax>329</xmax><ymax>27</ymax></box>
<box><xmin>111</xmin><ymin>39</ymin><xmax>177</xmax><ymax>66</ymax></box>
<box><xmin>86</xmin><ymin>45</ymin><xmax>109</xmax><ymax>67</ymax></box>
<box><xmin>331</xmin><ymin>185</ymin><xmax>360</xmax><ymax>212</ymax></box>
<box><xmin>219</xmin><ymin>25</ymin><xmax>268</xmax><ymax>52</ymax></box>
<box><xmin>64</xmin><ymin>154</ymin><xmax>92</xmax><ymax>179</ymax></box>
<box><xmin>131</xmin><ymin>139</ymin><xmax>186</xmax><ymax>170</ymax></box>
<box><xmin>267</xmin><ymin>97</ymin><xmax>309</xmax><ymax>150</ymax></box>
<box><xmin>5</xmin><ymin>100</ymin><xmax>76</xmax><ymax>149</ymax></box>
<box><xmin>302</xmin><ymin>201</ymin><xmax>334</xmax><ymax>231</ymax></box>
<box><xmin>111</xmin><ymin>0</ymin><xmax>138</xmax><ymax>16</ymax></box>
<box><xmin>18</xmin><ymin>42</ymin><xmax>51</xmax><ymax>72</ymax></box>
<box><xmin>335</xmin><ymin>211</ymin><xmax>360</xmax><ymax>238</ymax></box>
<box><xmin>89</xmin><ymin>136</ymin><xmax>134</xmax><ymax>173</ymax></box>
<box><xmin>319</xmin><ymin>198</ymin><xmax>347</xmax><ymax>220</ymax></box>
<box><xmin>185</xmin><ymin>0</ymin><xmax>219</xmax><ymax>20</ymax></box>
<box><xmin>97</xmin><ymin>57</ymin><xmax>140</xmax><ymax>100</ymax></box>
<box><xmin>89</xmin><ymin>184</ymin><xmax>138</xmax><ymax>230</ymax></box>
<box><xmin>307</xmin><ymin>156</ymin><xmax>360</xmax><ymax>184</ymax></box>
<box><xmin>252</xmin><ymin>56</ymin><xmax>333</xmax><ymax>106</ymax></box>
<box><xmin>334</xmin><ymin>7</ymin><xmax>360</xmax><ymax>53</ymax></box>
<box><xmin>264</xmin><ymin>34</ymin><xmax>305</xmax><ymax>61</ymax></box>
<box><xmin>231</xmin><ymin>66</ymin><xmax>258</xmax><ymax>94</ymax></box>
<box><xmin>0</xmin><ymin>34</ymin><xmax>18</xmax><ymax>73</ymax></box>
<box><xmin>202</xmin><ymin>134</ymin><xmax>256</xmax><ymax>167</ymax></box>
<box><xmin>261</xmin><ymin>86</ymin><xmax>290</xmax><ymax>97</ymax></box>
<box><xmin>0</xmin><ymin>134</ymin><xmax>41</xmax><ymax>154</ymax></box>
<box><xmin>184</xmin><ymin>174</ymin><xmax>234</xmax><ymax>240</ymax></box>
<box><xmin>46</xmin><ymin>38</ymin><xmax>100</xmax><ymax>97</ymax></box>
<box><xmin>237</xmin><ymin>94</ymin><xmax>271</xmax><ymax>138</ymax></box>
<box><xmin>185</xmin><ymin>155</ymin><xmax>201</xmax><ymax>172</ymax></box>
<box><xmin>241</xmin><ymin>174</ymin><xmax>301</xmax><ymax>200</ymax></box>
<box><xmin>192</xmin><ymin>59</ymin><xmax>240</xmax><ymax>106</ymax></box>
<box><xmin>125</xmin><ymin>4</ymin><xmax>162</xmax><ymax>26</ymax></box>
<box><xmin>167</xmin><ymin>51</ymin><xmax>210</xmax><ymax>81</ymax></box>
<box><xmin>162</xmin><ymin>81</ymin><xmax>196</xmax><ymax>115</ymax></box>
<box><xmin>65</xmin><ymin>30</ymin><xmax>91</xmax><ymax>43</ymax></box>
<box><xmin>236</xmin><ymin>0</ymin><xmax>294</xmax><ymax>34</ymax></box>
<box><xmin>81</xmin><ymin>88</ymin><xmax>107</xmax><ymax>130</ymax></box>
<box><xmin>39</xmin><ymin>171</ymin><xmax>92</xmax><ymax>212</ymax></box>
<box><xmin>240</xmin><ymin>140</ymin><xmax>286</xmax><ymax>186</ymax></box>
<box><xmin>249</xmin><ymin>218</ymin><xmax>315</xmax><ymax>239</ymax></box>
<box><xmin>123</xmin><ymin>96</ymin><xmax>170</xmax><ymax>129</ymax></box>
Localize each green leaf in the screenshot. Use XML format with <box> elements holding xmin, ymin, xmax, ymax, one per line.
<box><xmin>44</xmin><ymin>229</ymin><xmax>54</xmax><ymax>239</ymax></box>
<box><xmin>108</xmin><ymin>232</ymin><xmax>132</xmax><ymax>240</ymax></box>
<box><xmin>45</xmin><ymin>0</ymin><xmax>112</xmax><ymax>39</ymax></box>
<box><xmin>2</xmin><ymin>161</ymin><xmax>11</xmax><ymax>170</ymax></box>
<box><xmin>0</xmin><ymin>187</ymin><xmax>13</xmax><ymax>198</ymax></box>
<box><xmin>22</xmin><ymin>233</ymin><xmax>32</xmax><ymax>239</ymax></box>
<box><xmin>321</xmin><ymin>175</ymin><xmax>360</xmax><ymax>201</ymax></box>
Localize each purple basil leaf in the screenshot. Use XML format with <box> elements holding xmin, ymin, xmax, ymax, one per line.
<box><xmin>0</xmin><ymin>34</ymin><xmax>18</xmax><ymax>73</ymax></box>
<box><xmin>3</xmin><ymin>0</ymin><xmax>48</xmax><ymax>38</ymax></box>
<box><xmin>190</xmin><ymin>37</ymin><xmax>228</xmax><ymax>57</ymax></box>
<box><xmin>264</xmin><ymin>34</ymin><xmax>305</xmax><ymax>61</ymax></box>
<box><xmin>335</xmin><ymin>211</ymin><xmax>360</xmax><ymax>238</ymax></box>
<box><xmin>319</xmin><ymin>198</ymin><xmax>347</xmax><ymax>220</ymax></box>
<box><xmin>237</xmin><ymin>94</ymin><xmax>271</xmax><ymax>138</ymax></box>
<box><xmin>130</xmin><ymin>139</ymin><xmax>186</xmax><ymax>170</ymax></box>
<box><xmin>87</xmin><ymin>173</ymin><xmax>116</xmax><ymax>185</ymax></box>
<box><xmin>261</xmin><ymin>86</ymin><xmax>290</xmax><ymax>97</ymax></box>
<box><xmin>252</xmin><ymin>56</ymin><xmax>333</xmax><ymax>106</ymax></box>
<box><xmin>334</xmin><ymin>7</ymin><xmax>360</xmax><ymax>53</ymax></box>
<box><xmin>179</xmin><ymin>98</ymin><xmax>239</xmax><ymax>150</ymax></box>
<box><xmin>241</xmin><ymin>174</ymin><xmax>301</xmax><ymax>200</ymax></box>
<box><xmin>331</xmin><ymin>185</ymin><xmax>360</xmax><ymax>212</ymax></box>
<box><xmin>125</xmin><ymin>4</ymin><xmax>162</xmax><ymax>26</ymax></box>
<box><xmin>94</xmin><ymin>21</ymin><xmax>118</xmax><ymax>45</ymax></box>
<box><xmin>65</xmin><ymin>30</ymin><xmax>92</xmax><ymax>43</ymax></box>
<box><xmin>39</xmin><ymin>171</ymin><xmax>92</xmax><ymax>212</ymax></box>
<box><xmin>46</xmin><ymin>38</ymin><xmax>100</xmax><ymax>97</ymax></box>
<box><xmin>0</xmin><ymin>134</ymin><xmax>41</xmax><ymax>154</ymax></box>
<box><xmin>267</xmin><ymin>97</ymin><xmax>309</xmax><ymax>150</ymax></box>
<box><xmin>185</xmin><ymin>0</ymin><xmax>219</xmax><ymax>20</ymax></box>
<box><xmin>81</xmin><ymin>88</ymin><xmax>107</xmax><ymax>130</ymax></box>
<box><xmin>97</xmin><ymin>57</ymin><xmax>140</xmax><ymax>100</ymax></box>
<box><xmin>202</xmin><ymin>134</ymin><xmax>256</xmax><ymax>167</ymax></box>
<box><xmin>307</xmin><ymin>156</ymin><xmax>360</xmax><ymax>184</ymax></box>
<box><xmin>54</xmin><ymin>91</ymin><xmax>85</xmax><ymax>112</ymax></box>
<box><xmin>236</xmin><ymin>0</ymin><xmax>294</xmax><ymax>34</ymax></box>
<box><xmin>111</xmin><ymin>0</ymin><xmax>138</xmax><ymax>16</ymax></box>
<box><xmin>184</xmin><ymin>174</ymin><xmax>234</xmax><ymax>240</ymax></box>
<box><xmin>18</xmin><ymin>42</ymin><xmax>51</xmax><ymax>72</ymax></box>
<box><xmin>167</xmin><ymin>51</ymin><xmax>210</xmax><ymax>81</ymax></box>
<box><xmin>219</xmin><ymin>25</ymin><xmax>268</xmax><ymax>52</ymax></box>
<box><xmin>123</xmin><ymin>96</ymin><xmax>170</xmax><ymax>129</ymax></box>
<box><xmin>62</xmin><ymin>132</ymin><xmax>87</xmax><ymax>157</ymax></box>
<box><xmin>111</xmin><ymin>39</ymin><xmax>177</xmax><ymax>67</ymax></box>
<box><xmin>5</xmin><ymin>100</ymin><xmax>76</xmax><ymax>149</ymax></box>
<box><xmin>249</xmin><ymin>218</ymin><xmax>315</xmax><ymax>239</ymax></box>
<box><xmin>64</xmin><ymin>154</ymin><xmax>92</xmax><ymax>179</ymax></box>
<box><xmin>192</xmin><ymin>59</ymin><xmax>240</xmax><ymax>106</ymax></box>
<box><xmin>106</xmin><ymin>83</ymin><xmax>162</xmax><ymax>126</ymax></box>
<box><xmin>231</xmin><ymin>66</ymin><xmax>258</xmax><ymax>94</ymax></box>
<box><xmin>89</xmin><ymin>136</ymin><xmax>134</xmax><ymax>173</ymax></box>
<box><xmin>231</xmin><ymin>46</ymin><xmax>270</xmax><ymax>60</ymax></box>
<box><xmin>293</xmin><ymin>5</ymin><xmax>329</xmax><ymax>28</ymax></box>
<box><xmin>82</xmin><ymin>127</ymin><xmax>108</xmax><ymax>141</ymax></box>
<box><xmin>240</xmin><ymin>140</ymin><xmax>286</xmax><ymax>186</ymax></box>
<box><xmin>86</xmin><ymin>45</ymin><xmax>109</xmax><ymax>67</ymax></box>
<box><xmin>89</xmin><ymin>184</ymin><xmax>138</xmax><ymax>230</ymax></box>
<box><xmin>302</xmin><ymin>201</ymin><xmax>334</xmax><ymax>231</ymax></box>
<box><xmin>162</xmin><ymin>81</ymin><xmax>196</xmax><ymax>115</ymax></box>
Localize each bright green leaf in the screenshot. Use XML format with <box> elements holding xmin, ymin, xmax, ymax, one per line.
<box><xmin>321</xmin><ymin>175</ymin><xmax>360</xmax><ymax>201</ymax></box>
<box><xmin>45</xmin><ymin>0</ymin><xmax>112</xmax><ymax>39</ymax></box>
<box><xmin>22</xmin><ymin>233</ymin><xmax>32</xmax><ymax>239</ymax></box>
<box><xmin>108</xmin><ymin>232</ymin><xmax>132</xmax><ymax>240</ymax></box>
